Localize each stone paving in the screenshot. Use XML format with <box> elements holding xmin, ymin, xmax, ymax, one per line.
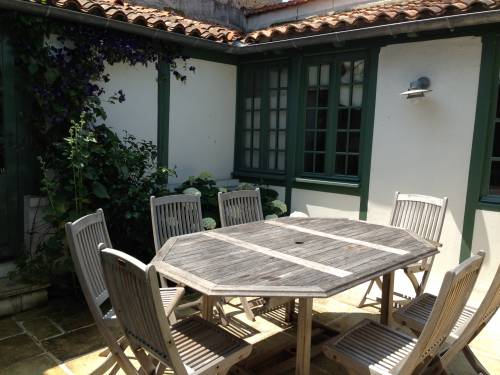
<box><xmin>0</xmin><ymin>284</ymin><xmax>498</xmax><ymax>374</ymax></box>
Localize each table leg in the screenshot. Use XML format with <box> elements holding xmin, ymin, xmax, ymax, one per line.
<box><xmin>296</xmin><ymin>298</ymin><xmax>313</xmax><ymax>375</ymax></box>
<box><xmin>381</xmin><ymin>271</ymin><xmax>394</xmax><ymax>326</ymax></box>
<box><xmin>201</xmin><ymin>295</ymin><xmax>215</xmax><ymax>322</ymax></box>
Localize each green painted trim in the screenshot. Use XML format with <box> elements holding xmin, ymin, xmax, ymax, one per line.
<box><xmin>180</xmin><ymin>46</ymin><xmax>237</xmax><ymax>65</ymax></box>
<box><xmin>157</xmin><ymin>60</ymin><xmax>170</xmax><ymax>167</ymax></box>
<box><xmin>285</xmin><ymin>53</ymin><xmax>302</xmax><ymax>209</ymax></box>
<box><xmin>460</xmin><ymin>34</ymin><xmax>497</xmax><ymax>261</ymax></box>
<box><xmin>295</xmin><ymin>177</ymin><xmax>359</xmax><ymax>188</ymax></box>
<box><xmin>292</xmin><ymin>181</ymin><xmax>361</xmax><ymax>196</ymax></box>
<box><xmin>358</xmin><ymin>47</ymin><xmax>380</xmax><ymax>221</ymax></box>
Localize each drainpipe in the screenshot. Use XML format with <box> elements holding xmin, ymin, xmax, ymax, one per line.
<box><xmin>3</xmin><ymin>0</ymin><xmax>500</xmax><ymax>55</ymax></box>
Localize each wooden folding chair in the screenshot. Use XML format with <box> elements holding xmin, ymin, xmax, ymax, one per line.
<box><xmin>100</xmin><ymin>247</ymin><xmax>252</xmax><ymax>375</ymax></box>
<box><xmin>394</xmin><ymin>260</ymin><xmax>499</xmax><ymax>374</ymax></box>
<box><xmin>150</xmin><ymin>194</ymin><xmax>229</xmax><ymax>324</ymax></box>
<box><xmin>218</xmin><ymin>188</ymin><xmax>295</xmax><ymax>322</ymax></box>
<box><xmin>66</xmin><ymin>209</ymin><xmax>180</xmax><ymax>375</ymax></box>
<box><xmin>359</xmin><ymin>192</ymin><xmax>448</xmax><ymax>308</ymax></box>
<box><xmin>324</xmin><ymin>251</ymin><xmax>485</xmax><ymax>375</ymax></box>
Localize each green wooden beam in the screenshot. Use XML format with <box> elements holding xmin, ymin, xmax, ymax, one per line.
<box><xmin>358</xmin><ymin>47</ymin><xmax>380</xmax><ymax>221</ymax></box>
<box><xmin>460</xmin><ymin>34</ymin><xmax>497</xmax><ymax>260</ymax></box>
<box><xmin>285</xmin><ymin>53</ymin><xmax>302</xmax><ymax>209</ymax></box>
<box><xmin>157</xmin><ymin>59</ymin><xmax>170</xmax><ymax>167</ymax></box>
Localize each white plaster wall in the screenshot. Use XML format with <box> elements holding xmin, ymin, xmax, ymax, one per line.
<box><xmin>169</xmin><ymin>58</ymin><xmax>236</xmax><ymax>184</ymax></box>
<box><xmin>101</xmin><ymin>62</ymin><xmax>158</xmax><ymax>144</ymax></box>
<box><xmin>471</xmin><ymin>210</ymin><xmax>500</xmax><ymax>295</ymax></box>
<box><xmin>368</xmin><ymin>37</ymin><xmax>482</xmax><ymax>295</ymax></box>
<box><xmin>267</xmin><ymin>185</ymin><xmax>286</xmax><ymax>202</ymax></box>
<box><xmin>291</xmin><ymin>189</ymin><xmax>360</xmax><ymax>219</ymax></box>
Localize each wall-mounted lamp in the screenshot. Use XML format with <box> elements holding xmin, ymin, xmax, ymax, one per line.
<box><xmin>400</xmin><ymin>77</ymin><xmax>431</xmax><ymax>99</ymax></box>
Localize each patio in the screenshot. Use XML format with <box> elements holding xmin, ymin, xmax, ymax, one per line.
<box><xmin>1</xmin><ymin>286</ymin><xmax>498</xmax><ymax>375</ymax></box>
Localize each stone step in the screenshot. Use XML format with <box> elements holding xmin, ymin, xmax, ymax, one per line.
<box><xmin>0</xmin><ymin>277</ymin><xmax>49</xmax><ymax>318</ymax></box>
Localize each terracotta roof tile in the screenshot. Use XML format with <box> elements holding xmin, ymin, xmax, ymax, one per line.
<box><xmin>244</xmin><ymin>0</ymin><xmax>500</xmax><ymax>44</ymax></box>
<box><xmin>27</xmin><ymin>0</ymin><xmax>241</xmax><ymax>43</ymax></box>
<box><xmin>20</xmin><ymin>0</ymin><xmax>500</xmax><ymax>45</ymax></box>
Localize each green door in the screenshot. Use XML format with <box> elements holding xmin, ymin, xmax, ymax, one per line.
<box><xmin>0</xmin><ymin>38</ymin><xmax>19</xmax><ymax>260</ymax></box>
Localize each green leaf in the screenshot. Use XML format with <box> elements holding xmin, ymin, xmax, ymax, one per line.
<box><xmin>92</xmin><ymin>181</ymin><xmax>110</xmax><ymax>199</ymax></box>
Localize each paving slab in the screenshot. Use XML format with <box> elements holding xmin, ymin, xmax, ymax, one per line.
<box><xmin>0</xmin><ymin>354</ymin><xmax>64</xmax><ymax>375</ymax></box>
<box><xmin>43</xmin><ymin>325</ymin><xmax>105</xmax><ymax>362</ymax></box>
<box><xmin>0</xmin><ymin>333</ymin><xmax>43</xmax><ymax>368</ymax></box>
<box><xmin>0</xmin><ymin>317</ymin><xmax>22</xmax><ymax>339</ymax></box>
<box><xmin>23</xmin><ymin>317</ymin><xmax>62</xmax><ymax>340</ymax></box>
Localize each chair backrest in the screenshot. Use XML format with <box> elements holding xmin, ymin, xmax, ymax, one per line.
<box><xmin>442</xmin><ymin>263</ymin><xmax>500</xmax><ymax>367</ymax></box>
<box><xmin>218</xmin><ymin>188</ymin><xmax>264</xmax><ymax>227</ymax></box>
<box><xmin>397</xmin><ymin>251</ymin><xmax>485</xmax><ymax>375</ymax></box>
<box><xmin>389</xmin><ymin>192</ymin><xmax>448</xmax><ymax>243</ymax></box>
<box><xmin>65</xmin><ymin>209</ymin><xmax>112</xmax><ymax>320</ymax></box>
<box><xmin>150</xmin><ymin>194</ymin><xmax>203</xmax><ymax>251</ymax></box>
<box><xmin>100</xmin><ymin>248</ymin><xmax>188</xmax><ymax>375</ymax></box>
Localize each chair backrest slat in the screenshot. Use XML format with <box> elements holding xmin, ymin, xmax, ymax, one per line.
<box><xmin>218</xmin><ymin>188</ymin><xmax>264</xmax><ymax>227</ymax></box>
<box><xmin>100</xmin><ymin>248</ymin><xmax>188</xmax><ymax>375</ymax></box>
<box><xmin>65</xmin><ymin>209</ymin><xmax>112</xmax><ymax>317</ymax></box>
<box><xmin>442</xmin><ymin>263</ymin><xmax>500</xmax><ymax>367</ymax></box>
<box><xmin>150</xmin><ymin>194</ymin><xmax>204</xmax><ymax>251</ymax></box>
<box><xmin>397</xmin><ymin>252</ymin><xmax>485</xmax><ymax>374</ymax></box>
<box><xmin>389</xmin><ymin>192</ymin><xmax>448</xmax><ymax>243</ymax></box>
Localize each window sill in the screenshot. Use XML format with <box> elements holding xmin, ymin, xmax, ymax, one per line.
<box><xmin>293</xmin><ymin>177</ymin><xmax>360</xmax><ymax>195</ymax></box>
<box><xmin>232</xmin><ymin>171</ymin><xmax>286</xmax><ymax>185</ymax></box>
<box><xmin>478</xmin><ymin>196</ymin><xmax>500</xmax><ymax>212</ymax></box>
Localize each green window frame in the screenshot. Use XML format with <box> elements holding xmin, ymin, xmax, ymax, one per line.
<box><xmin>297</xmin><ymin>52</ymin><xmax>368</xmax><ymax>183</ymax></box>
<box><xmin>235</xmin><ymin>62</ymin><xmax>289</xmax><ymax>176</ymax></box>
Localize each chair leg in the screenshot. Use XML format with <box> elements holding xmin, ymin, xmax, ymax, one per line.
<box><xmin>240</xmin><ymin>297</ymin><xmax>256</xmax><ymax>321</ymax></box>
<box><xmin>463</xmin><ymin>345</ymin><xmax>491</xmax><ymax>375</ymax></box>
<box><xmin>358</xmin><ymin>279</ymin><xmax>376</xmax><ymax>308</ymax></box>
<box><xmin>404</xmin><ymin>268</ymin><xmax>422</xmax><ymax>297</ymax></box>
<box><xmin>132</xmin><ymin>345</ymin><xmax>156</xmax><ymax>374</ymax></box>
<box><xmin>285</xmin><ymin>299</ymin><xmax>296</xmax><ymax>322</ymax></box>
<box><xmin>89</xmin><ymin>352</ymin><xmax>117</xmax><ymax>375</ymax></box>
<box><xmin>216</xmin><ymin>298</ymin><xmax>230</xmax><ymax>326</ymax></box>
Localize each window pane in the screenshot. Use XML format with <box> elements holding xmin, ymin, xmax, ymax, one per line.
<box><xmin>280</xmin><ymin>90</ymin><xmax>287</xmax><ymax>109</ymax></box>
<box><xmin>270</xmin><ymin>111</ymin><xmax>277</xmax><ymax>129</ymax></box>
<box><xmin>254</xmin><ymin>112</ymin><xmax>260</xmax><ymax>129</ymax></box>
<box><xmin>304</xmin><ymin>153</ymin><xmax>314</xmax><ymax>172</ymax></box>
<box><xmin>352</xmin><ymin>85</ymin><xmax>363</xmax><ymax>107</ymax></box>
<box><xmin>316</xmin><ymin>132</ymin><xmax>326</xmax><ymax>151</ymax></box>
<box><xmin>318</xmin><ymin>89</ymin><xmax>329</xmax><ymax>107</ymax></box>
<box><xmin>307</xmin><ymin>90</ymin><xmax>316</xmax><ymax>107</ymax></box>
<box><xmin>306</xmin><ymin>110</ymin><xmax>316</xmax><ymax>129</ymax></box>
<box><xmin>353</xmin><ymin>60</ymin><xmax>364</xmax><ymax>83</ymax></box>
<box><xmin>338</xmin><ymin>109</ymin><xmax>348</xmax><ymax>130</ymax></box>
<box><xmin>317</xmin><ymin>110</ymin><xmax>327</xmax><ymax>129</ymax></box>
<box><xmin>315</xmin><ymin>154</ymin><xmax>325</xmax><ymax>173</ymax></box>
<box><xmin>245</xmin><ymin>98</ymin><xmax>252</xmax><ymax>110</ymax></box>
<box><xmin>253</xmin><ymin>131</ymin><xmax>260</xmax><ymax>148</ymax></box>
<box><xmin>490</xmin><ymin>161</ymin><xmax>500</xmax><ymax>194</ymax></box>
<box><xmin>278</xmin><ymin>131</ymin><xmax>286</xmax><ymax>150</ymax></box>
<box><xmin>277</xmin><ymin>152</ymin><xmax>285</xmax><ymax>170</ymax></box>
<box><xmin>335</xmin><ymin>154</ymin><xmax>346</xmax><ymax>175</ymax></box>
<box><xmin>279</xmin><ymin>110</ymin><xmax>287</xmax><ymax>129</ymax></box>
<box><xmin>244</xmin><ymin>150</ymin><xmax>251</xmax><ymax>167</ymax></box>
<box><xmin>270</xmin><ymin>70</ymin><xmax>279</xmax><ymax>88</ymax></box>
<box><xmin>252</xmin><ymin>151</ymin><xmax>259</xmax><ymax>168</ymax></box>
<box><xmin>347</xmin><ymin>155</ymin><xmax>359</xmax><ymax>176</ymax></box>
<box><xmin>340</xmin><ymin>62</ymin><xmax>352</xmax><ymax>84</ymax></box>
<box><xmin>280</xmin><ymin>68</ymin><xmax>288</xmax><ymax>88</ymax></box>
<box><xmin>497</xmin><ymin>84</ymin><xmax>500</xmax><ymax>118</ymax></box>
<box><xmin>349</xmin><ymin>131</ymin><xmax>360</xmax><ymax>153</ymax></box>
<box><xmin>308</xmin><ymin>66</ymin><xmax>318</xmax><ymax>87</ymax></box>
<box><xmin>254</xmin><ymin>97</ymin><xmax>261</xmax><ymax>110</ymax></box>
<box><xmin>320</xmin><ymin>65</ymin><xmax>330</xmax><ymax>86</ymax></box>
<box><xmin>493</xmin><ymin>123</ymin><xmax>500</xmax><ymax>157</ymax></box>
<box><xmin>351</xmin><ymin>108</ymin><xmax>362</xmax><ymax>130</ymax></box>
<box><xmin>244</xmin><ymin>131</ymin><xmax>251</xmax><ymax>148</ymax></box>
<box><xmin>270</xmin><ymin>90</ymin><xmax>278</xmax><ymax>109</ymax></box>
<box><xmin>269</xmin><ymin>131</ymin><xmax>276</xmax><ymax>150</ymax></box>
<box><xmin>336</xmin><ymin>132</ymin><xmax>347</xmax><ymax>152</ymax></box>
<box><xmin>245</xmin><ymin>112</ymin><xmax>252</xmax><ymax>129</ymax></box>
<box><xmin>268</xmin><ymin>151</ymin><xmax>276</xmax><ymax>169</ymax></box>
<box><xmin>340</xmin><ymin>86</ymin><xmax>350</xmax><ymax>107</ymax></box>
<box><xmin>305</xmin><ymin>132</ymin><xmax>315</xmax><ymax>151</ymax></box>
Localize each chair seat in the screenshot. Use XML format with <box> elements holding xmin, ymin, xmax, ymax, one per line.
<box><xmin>394</xmin><ymin>293</ymin><xmax>476</xmax><ymax>338</ymax></box>
<box><xmin>323</xmin><ymin>319</ymin><xmax>417</xmax><ymax>375</ymax></box>
<box><xmin>172</xmin><ymin>316</ymin><xmax>252</xmax><ymax>374</ymax></box>
<box><xmin>103</xmin><ymin>288</ymin><xmax>180</xmax><ymax>326</ymax></box>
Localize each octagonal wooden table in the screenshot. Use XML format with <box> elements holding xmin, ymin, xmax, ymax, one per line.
<box><xmin>151</xmin><ymin>217</ymin><xmax>438</xmax><ymax>375</ymax></box>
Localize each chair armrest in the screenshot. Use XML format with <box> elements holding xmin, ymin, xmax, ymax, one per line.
<box><xmin>160</xmin><ymin>287</ymin><xmax>185</xmax><ymax>318</ymax></box>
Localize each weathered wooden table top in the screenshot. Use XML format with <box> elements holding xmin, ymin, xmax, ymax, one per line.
<box><xmin>151</xmin><ymin>217</ymin><xmax>438</xmax><ymax>298</ymax></box>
